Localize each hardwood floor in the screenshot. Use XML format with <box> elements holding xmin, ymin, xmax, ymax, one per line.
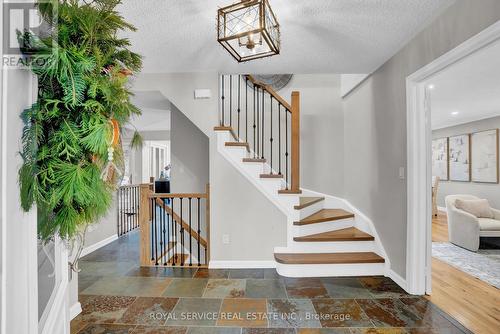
<box><xmin>427</xmin><ymin>211</ymin><xmax>500</xmax><ymax>334</ymax></box>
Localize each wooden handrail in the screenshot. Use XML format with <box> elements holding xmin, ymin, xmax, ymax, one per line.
<box><xmin>150</xmin><ymin>193</ymin><xmax>208</xmax><ymax>199</ymax></box>
<box><xmin>246</xmin><ymin>75</ymin><xmax>292</xmax><ymax>111</ymax></box>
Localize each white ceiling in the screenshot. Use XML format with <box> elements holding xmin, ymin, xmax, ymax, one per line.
<box><xmin>429</xmin><ymin>40</ymin><xmax>500</xmax><ymax>130</ymax></box>
<box><xmin>118</xmin><ymin>0</ymin><xmax>454</xmax><ymax>74</ymax></box>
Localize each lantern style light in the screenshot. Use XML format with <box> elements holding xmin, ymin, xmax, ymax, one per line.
<box><xmin>217</xmin><ymin>0</ymin><xmax>280</xmax><ymax>62</ymax></box>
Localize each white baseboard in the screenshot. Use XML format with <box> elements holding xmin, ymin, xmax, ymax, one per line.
<box><xmin>386</xmin><ymin>268</ymin><xmax>408</xmax><ymax>292</ymax></box>
<box><xmin>437</xmin><ymin>206</ymin><xmax>446</xmax><ymax>212</ymax></box>
<box><xmin>70</xmin><ymin>302</ymin><xmax>82</xmax><ymax>320</ymax></box>
<box><xmin>209</xmin><ymin>261</ymin><xmax>276</xmax><ymax>269</ymax></box>
<box><xmin>81</xmin><ymin>234</ymin><xmax>118</xmax><ymax>257</ymax></box>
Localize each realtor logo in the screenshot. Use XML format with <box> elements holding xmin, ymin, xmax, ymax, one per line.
<box><xmin>2</xmin><ymin>0</ymin><xmax>56</xmax><ymax>68</ymax></box>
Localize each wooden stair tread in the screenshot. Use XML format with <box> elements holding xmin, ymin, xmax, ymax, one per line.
<box><xmin>260</xmin><ymin>174</ymin><xmax>284</xmax><ymax>179</ymax></box>
<box><xmin>278</xmin><ymin>189</ymin><xmax>303</xmax><ymax>194</ymax></box>
<box><xmin>243</xmin><ymin>158</ymin><xmax>267</xmax><ymax>163</ymax></box>
<box><xmin>294</xmin><ymin>197</ymin><xmax>324</xmax><ymax>210</ymax></box>
<box><xmin>294</xmin><ymin>227</ymin><xmax>374</xmax><ymax>242</ymax></box>
<box><xmin>274</xmin><ymin>252</ymin><xmax>384</xmax><ymax>264</ymax></box>
<box><xmin>225</xmin><ymin>142</ymin><xmax>250</xmax><ymax>152</ymax></box>
<box><xmin>294</xmin><ymin>209</ymin><xmax>354</xmax><ymax>226</ymax></box>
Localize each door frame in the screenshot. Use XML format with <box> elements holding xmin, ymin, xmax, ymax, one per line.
<box><xmin>405</xmin><ymin>20</ymin><xmax>500</xmax><ymax>295</ymax></box>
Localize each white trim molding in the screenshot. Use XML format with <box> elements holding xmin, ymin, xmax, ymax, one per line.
<box><xmin>406</xmin><ymin>20</ymin><xmax>500</xmax><ymax>295</ymax></box>
<box><xmin>81</xmin><ymin>234</ymin><xmax>118</xmax><ymax>258</ymax></box>
<box><xmin>69</xmin><ymin>302</ymin><xmax>82</xmax><ymax>320</ymax></box>
<box><xmin>209</xmin><ymin>261</ymin><xmax>276</xmax><ymax>269</ymax></box>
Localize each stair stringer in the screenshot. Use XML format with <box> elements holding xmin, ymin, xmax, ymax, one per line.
<box><xmin>216</xmin><ymin>129</ymin><xmax>389</xmax><ymax>278</ymax></box>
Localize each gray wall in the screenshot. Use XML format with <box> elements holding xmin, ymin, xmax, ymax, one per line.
<box><xmin>170</xmin><ymin>103</ymin><xmax>209</xmax><ymax>194</ymax></box>
<box><xmin>433</xmin><ymin>116</ymin><xmax>500</xmax><ymax>208</ymax></box>
<box><xmin>280</xmin><ymin>75</ymin><xmax>344</xmax><ymax>196</ymax></box>
<box><xmin>343</xmin><ymin>0</ymin><xmax>500</xmax><ymax>278</ymax></box>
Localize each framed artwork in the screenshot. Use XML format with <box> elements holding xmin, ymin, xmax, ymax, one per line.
<box><xmin>471</xmin><ymin>129</ymin><xmax>499</xmax><ymax>183</ymax></box>
<box><xmin>432</xmin><ymin>137</ymin><xmax>449</xmax><ymax>181</ymax></box>
<box><xmin>449</xmin><ymin>134</ymin><xmax>471</xmax><ymax>182</ymax></box>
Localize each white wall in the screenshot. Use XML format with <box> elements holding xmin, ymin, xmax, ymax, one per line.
<box><xmin>343</xmin><ymin>0</ymin><xmax>500</xmax><ymax>278</ymax></box>
<box><xmin>433</xmin><ymin>115</ymin><xmax>500</xmax><ymax>208</ymax></box>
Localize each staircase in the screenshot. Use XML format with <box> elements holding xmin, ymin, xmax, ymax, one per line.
<box><xmin>215</xmin><ymin>74</ymin><xmax>388</xmax><ymax>277</ymax></box>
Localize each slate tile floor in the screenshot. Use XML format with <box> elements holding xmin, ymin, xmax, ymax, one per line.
<box><xmin>72</xmin><ymin>232</ymin><xmax>470</xmax><ymax>334</ymax></box>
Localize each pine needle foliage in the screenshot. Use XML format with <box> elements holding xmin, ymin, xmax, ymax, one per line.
<box><xmin>19</xmin><ymin>0</ymin><xmax>142</xmax><ymax>241</ymax></box>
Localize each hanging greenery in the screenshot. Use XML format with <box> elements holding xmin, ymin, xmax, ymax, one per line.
<box><xmin>18</xmin><ymin>0</ymin><xmax>142</xmax><ymax>246</ymax></box>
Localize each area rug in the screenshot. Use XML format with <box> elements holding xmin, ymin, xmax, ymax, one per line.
<box><xmin>432</xmin><ymin>242</ymin><xmax>500</xmax><ymax>289</ymax></box>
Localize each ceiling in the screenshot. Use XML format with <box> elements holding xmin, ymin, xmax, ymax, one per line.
<box><xmin>429</xmin><ymin>40</ymin><xmax>500</xmax><ymax>130</ymax></box>
<box><xmin>118</xmin><ymin>0</ymin><xmax>454</xmax><ymax>74</ymax></box>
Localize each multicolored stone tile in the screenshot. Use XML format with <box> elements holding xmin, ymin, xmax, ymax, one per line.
<box><xmin>405</xmin><ymin>327</ymin><xmax>465</xmax><ymax>334</ymax></box>
<box><xmin>77</xmin><ymin>323</ymin><xmax>136</xmax><ymax>334</ymax></box>
<box><xmin>126</xmin><ymin>267</ymin><xmax>198</xmax><ymax>278</ymax></box>
<box><xmin>246</xmin><ymin>279</ymin><xmax>287</xmax><ymax>299</ymax></box>
<box><xmin>167</xmin><ymin>298</ymin><xmax>223</xmax><ymax>327</ymax></box>
<box><xmin>81</xmin><ymin>277</ymin><xmax>172</xmax><ymax>297</ymax></box>
<box><xmin>186</xmin><ymin>327</ymin><xmax>241</xmax><ymax>333</ymax></box>
<box><xmin>132</xmin><ymin>325</ymin><xmax>187</xmax><ymax>333</ymax></box>
<box><xmin>355</xmin><ymin>299</ymin><xmax>422</xmax><ymax>328</ymax></box>
<box><xmin>162</xmin><ymin>278</ymin><xmax>208</xmax><ymax>297</ymax></box>
<box><xmin>349</xmin><ymin>328</ymin><xmax>407</xmax><ymax>334</ymax></box>
<box><xmin>78</xmin><ymin>272</ymin><xmax>102</xmax><ymax>293</ymax></box>
<box><xmin>217</xmin><ymin>298</ymin><xmax>268</xmax><ymax>328</ymax></box>
<box><xmin>267</xmin><ymin>299</ymin><xmax>321</xmax><ymax>328</ymax></box>
<box><xmin>310</xmin><ymin>299</ymin><xmax>373</xmax><ymax>327</ymax></box>
<box><xmin>263</xmin><ymin>269</ymin><xmax>282</xmax><ymax>279</ymax></box>
<box><xmin>358</xmin><ymin>277</ymin><xmax>409</xmax><ymax>299</ymax></box>
<box><xmin>78</xmin><ymin>295</ymin><xmax>136</xmax><ymax>324</ymax></box>
<box><xmin>320</xmin><ymin>278</ymin><xmax>372</xmax><ymax>299</ymax></box>
<box><xmin>203</xmin><ymin>279</ymin><xmax>246</xmax><ymax>298</ymax></box>
<box><xmin>228</xmin><ymin>269</ymin><xmax>265</xmax><ymax>279</ymax></box>
<box><xmin>241</xmin><ymin>328</ymin><xmax>296</xmax><ymax>333</ymax></box>
<box><xmin>194</xmin><ymin>269</ymin><xmax>230</xmax><ymax>279</ymax></box>
<box><xmin>296</xmin><ymin>329</ymin><xmax>351</xmax><ymax>333</ymax></box>
<box><xmin>283</xmin><ymin>278</ymin><xmax>329</xmax><ymax>299</ymax></box>
<box><xmin>80</xmin><ymin>261</ymin><xmax>137</xmax><ymax>277</ymax></box>
<box><xmin>118</xmin><ymin>297</ymin><xmax>179</xmax><ymax>326</ymax></box>
<box><xmin>398</xmin><ymin>298</ymin><xmax>460</xmax><ymax>329</ymax></box>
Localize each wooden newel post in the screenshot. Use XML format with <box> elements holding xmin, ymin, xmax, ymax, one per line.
<box><xmin>139</xmin><ymin>184</ymin><xmax>152</xmax><ymax>266</ymax></box>
<box><xmin>291</xmin><ymin>91</ymin><xmax>300</xmax><ymax>192</ymax></box>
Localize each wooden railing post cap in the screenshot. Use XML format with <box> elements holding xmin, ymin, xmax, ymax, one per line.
<box><xmin>292</xmin><ymin>91</ymin><xmax>300</xmax><ymax>96</ymax></box>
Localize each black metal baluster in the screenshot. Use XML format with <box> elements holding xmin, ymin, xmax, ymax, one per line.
<box><xmin>172</xmin><ymin>198</ymin><xmax>176</xmax><ymax>266</ymax></box>
<box><xmin>180</xmin><ymin>198</ymin><xmax>184</xmax><ymax>266</ymax></box>
<box><xmin>189</xmin><ymin>198</ymin><xmax>192</xmax><ymax>266</ymax></box>
<box><xmin>237</xmin><ymin>75</ymin><xmax>241</xmax><ymax>138</ymax></box>
<box><xmin>135</xmin><ymin>186</ymin><xmax>139</xmax><ymax>229</ymax></box>
<box><xmin>253</xmin><ymin>85</ymin><xmax>257</xmax><ymax>158</ymax></box>
<box><xmin>245</xmin><ymin>77</ymin><xmax>248</xmax><ymax>142</ymax></box>
<box><xmin>278</xmin><ymin>104</ymin><xmax>282</xmax><ymax>175</ymax></box>
<box><xmin>229</xmin><ymin>75</ymin><xmax>233</xmax><ymax>128</ymax></box>
<box><xmin>165</xmin><ymin>206</ymin><xmax>170</xmax><ymax>266</ymax></box>
<box><xmin>256</xmin><ymin>86</ymin><xmax>260</xmax><ymax>158</ymax></box>
<box><xmin>285</xmin><ymin>110</ymin><xmax>289</xmax><ymax>189</ymax></box>
<box><xmin>197</xmin><ymin>198</ymin><xmax>201</xmax><ymax>266</ymax></box>
<box><xmin>161</xmin><ymin>198</ymin><xmax>165</xmax><ymax>264</ymax></box>
<box><xmin>118</xmin><ymin>188</ymin><xmax>121</xmax><ymax>236</ymax></box>
<box><xmin>127</xmin><ymin>188</ymin><xmax>131</xmax><ymax>233</ymax></box>
<box><xmin>270</xmin><ymin>96</ymin><xmax>273</xmax><ymax>174</ymax></box>
<box><xmin>221</xmin><ymin>75</ymin><xmax>225</xmax><ymax>126</ymax></box>
<box><xmin>153</xmin><ymin>199</ymin><xmax>158</xmax><ymax>265</ymax></box>
<box><xmin>261</xmin><ymin>88</ymin><xmax>265</xmax><ymax>159</ymax></box>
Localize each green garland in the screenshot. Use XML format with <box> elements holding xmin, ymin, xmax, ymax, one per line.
<box><xmin>19</xmin><ymin>0</ymin><xmax>142</xmax><ymax>242</ymax></box>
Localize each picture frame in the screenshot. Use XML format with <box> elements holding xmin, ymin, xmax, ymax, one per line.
<box><xmin>449</xmin><ymin>134</ymin><xmax>471</xmax><ymax>182</ymax></box>
<box><xmin>471</xmin><ymin>129</ymin><xmax>499</xmax><ymax>184</ymax></box>
<box><xmin>432</xmin><ymin>137</ymin><xmax>449</xmax><ymax>181</ymax></box>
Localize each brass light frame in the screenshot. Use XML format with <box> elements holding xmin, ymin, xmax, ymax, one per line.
<box><xmin>217</xmin><ymin>0</ymin><xmax>280</xmax><ymax>62</ymax></box>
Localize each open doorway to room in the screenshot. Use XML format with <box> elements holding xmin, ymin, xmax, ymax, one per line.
<box><xmin>407</xmin><ymin>22</ymin><xmax>500</xmax><ymax>333</ymax></box>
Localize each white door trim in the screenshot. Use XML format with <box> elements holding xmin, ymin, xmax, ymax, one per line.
<box><xmin>406</xmin><ymin>20</ymin><xmax>500</xmax><ymax>295</ymax></box>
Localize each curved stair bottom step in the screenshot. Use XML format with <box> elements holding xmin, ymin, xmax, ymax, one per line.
<box><xmin>275</xmin><ymin>261</ymin><xmax>386</xmax><ymax>278</ymax></box>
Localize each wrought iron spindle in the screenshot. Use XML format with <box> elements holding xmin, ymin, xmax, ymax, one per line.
<box><xmin>237</xmin><ymin>75</ymin><xmax>241</xmax><ymax>138</ymax></box>
<box><xmin>256</xmin><ymin>86</ymin><xmax>260</xmax><ymax>158</ymax></box>
<box><xmin>197</xmin><ymin>198</ymin><xmax>201</xmax><ymax>266</ymax></box>
<box><xmin>221</xmin><ymin>75</ymin><xmax>225</xmax><ymax>126</ymax></box>
<box><xmin>189</xmin><ymin>198</ymin><xmax>192</xmax><ymax>266</ymax></box>
<box><xmin>278</xmin><ymin>104</ymin><xmax>282</xmax><ymax>175</ymax></box>
<box><xmin>161</xmin><ymin>200</ymin><xmax>165</xmax><ymax>264</ymax></box>
<box><xmin>229</xmin><ymin>75</ymin><xmax>233</xmax><ymax>128</ymax></box>
<box><xmin>285</xmin><ymin>109</ymin><xmax>289</xmax><ymax>189</ymax></box>
<box><xmin>153</xmin><ymin>199</ymin><xmax>158</xmax><ymax>264</ymax></box>
<box><xmin>165</xmin><ymin>209</ymin><xmax>170</xmax><ymax>266</ymax></box>
<box><xmin>172</xmin><ymin>198</ymin><xmax>176</xmax><ymax>266</ymax></box>
<box><xmin>127</xmin><ymin>188</ymin><xmax>131</xmax><ymax>232</ymax></box>
<box><xmin>253</xmin><ymin>85</ymin><xmax>257</xmax><ymax>158</ymax></box>
<box><xmin>180</xmin><ymin>199</ymin><xmax>184</xmax><ymax>266</ymax></box>
<box><xmin>261</xmin><ymin>88</ymin><xmax>265</xmax><ymax>159</ymax></box>
<box><xmin>245</xmin><ymin>77</ymin><xmax>248</xmax><ymax>142</ymax></box>
<box><xmin>270</xmin><ymin>95</ymin><xmax>273</xmax><ymax>174</ymax></box>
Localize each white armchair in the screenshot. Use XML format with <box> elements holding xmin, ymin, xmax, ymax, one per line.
<box><xmin>445</xmin><ymin>195</ymin><xmax>500</xmax><ymax>251</ymax></box>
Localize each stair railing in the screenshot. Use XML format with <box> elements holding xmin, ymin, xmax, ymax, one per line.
<box><xmin>117</xmin><ymin>184</ymin><xmax>141</xmax><ymax>236</ymax></box>
<box><xmin>219</xmin><ymin>74</ymin><xmax>301</xmax><ymax>193</ymax></box>
<box><xmin>138</xmin><ymin>184</ymin><xmax>210</xmax><ymax>267</ymax></box>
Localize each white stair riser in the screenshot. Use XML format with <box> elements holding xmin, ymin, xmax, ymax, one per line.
<box><xmin>276</xmin><ymin>262</ymin><xmax>385</xmax><ymax>277</ymax></box>
<box><xmin>284</xmin><ymin>240</ymin><xmax>376</xmax><ymax>253</ymax></box>
<box><xmin>241</xmin><ymin>162</ymin><xmax>264</xmax><ymax>177</ymax></box>
<box><xmin>293</xmin><ymin>218</ymin><xmax>354</xmax><ymax>236</ymax></box>
<box><xmin>297</xmin><ymin>201</ymin><xmax>325</xmax><ymax>219</ymax></box>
